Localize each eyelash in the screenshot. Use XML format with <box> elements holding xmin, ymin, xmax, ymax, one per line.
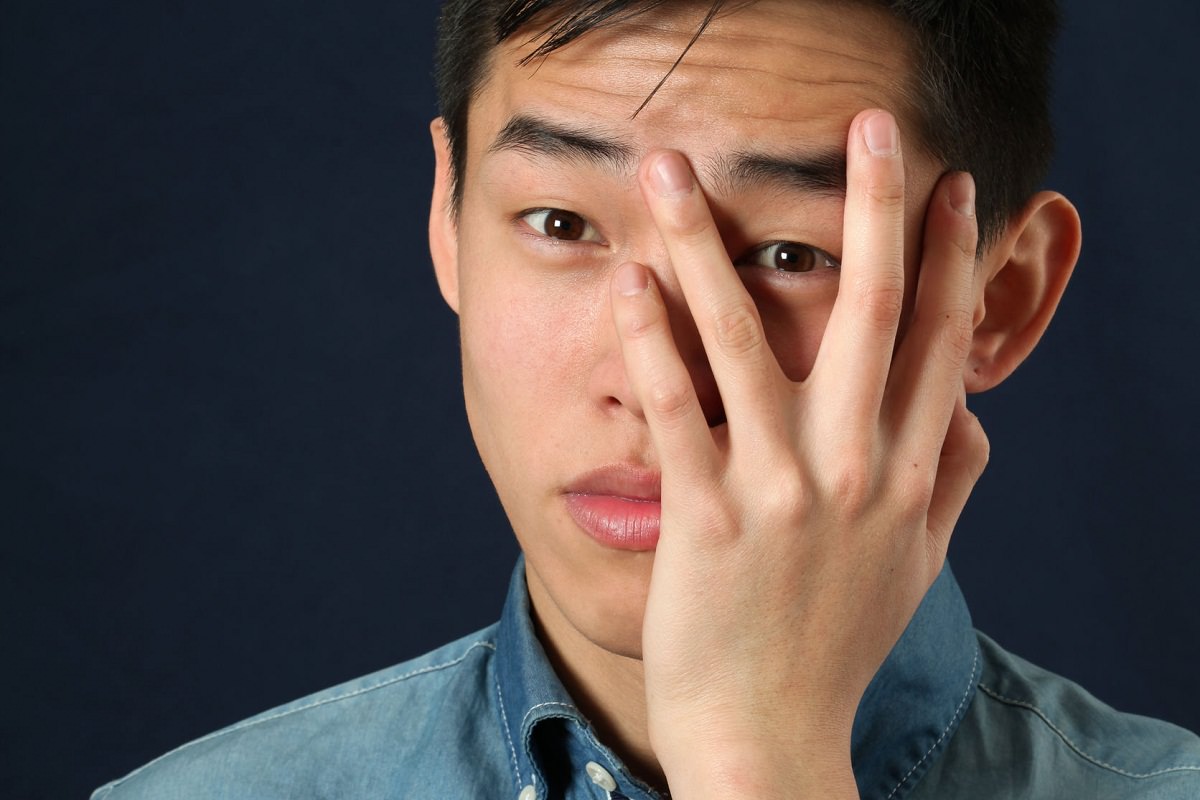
<box><xmin>516</xmin><ymin>207</ymin><xmax>840</xmax><ymax>274</ymax></box>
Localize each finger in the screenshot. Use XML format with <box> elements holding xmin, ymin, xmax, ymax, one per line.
<box><xmin>923</xmin><ymin>393</ymin><xmax>989</xmax><ymax>565</ymax></box>
<box><xmin>611</xmin><ymin>261</ymin><xmax>721</xmax><ymax>487</ymax></box>
<box><xmin>887</xmin><ymin>171</ymin><xmax>978</xmax><ymax>451</ymax></box>
<box><xmin>638</xmin><ymin>151</ymin><xmax>786</xmax><ymax>441</ymax></box>
<box><xmin>810</xmin><ymin>109</ymin><xmax>907</xmax><ymax>427</ymax></box>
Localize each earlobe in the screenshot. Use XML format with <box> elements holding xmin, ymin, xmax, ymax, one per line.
<box><xmin>965</xmin><ymin>191</ymin><xmax>1082</xmax><ymax>393</ymax></box>
<box><xmin>429</xmin><ymin>117</ymin><xmax>461</xmax><ymax>314</ymax></box>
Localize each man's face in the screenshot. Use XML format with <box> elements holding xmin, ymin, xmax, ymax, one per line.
<box><xmin>434</xmin><ymin>0</ymin><xmax>945</xmax><ymax>658</ymax></box>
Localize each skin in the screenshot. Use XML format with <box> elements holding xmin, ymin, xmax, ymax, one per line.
<box><xmin>428</xmin><ymin>0</ymin><xmax>1081</xmax><ymax>796</ymax></box>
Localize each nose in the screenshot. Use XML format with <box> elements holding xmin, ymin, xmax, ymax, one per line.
<box><xmin>589</xmin><ymin>258</ymin><xmax>726</xmax><ymax>429</ymax></box>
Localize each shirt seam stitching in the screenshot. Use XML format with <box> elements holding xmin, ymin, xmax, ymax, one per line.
<box><xmin>104</xmin><ymin>639</ymin><xmax>497</xmax><ymax>791</ymax></box>
<box><xmin>521</xmin><ymin>700</ymin><xmax>580</xmax><ymax>731</ymax></box>
<box><xmin>884</xmin><ymin>642</ymin><xmax>980</xmax><ymax>800</ymax></box>
<box><xmin>977</xmin><ymin>683</ymin><xmax>1200</xmax><ymax>779</ymax></box>
<box><xmin>495</xmin><ymin>676</ymin><xmax>524</xmax><ymax>791</ymax></box>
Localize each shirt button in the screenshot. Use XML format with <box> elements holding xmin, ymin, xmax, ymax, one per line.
<box><xmin>585</xmin><ymin>761</ymin><xmax>617</xmax><ymax>791</ymax></box>
<box><xmin>518</xmin><ymin>785</ymin><xmax>536</xmax><ymax>800</ymax></box>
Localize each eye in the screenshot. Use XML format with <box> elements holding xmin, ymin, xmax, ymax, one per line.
<box><xmin>737</xmin><ymin>241</ymin><xmax>840</xmax><ymax>273</ymax></box>
<box><xmin>520</xmin><ymin>208</ymin><xmax>603</xmax><ymax>243</ymax></box>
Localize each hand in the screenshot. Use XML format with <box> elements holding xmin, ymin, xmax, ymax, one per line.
<box><xmin>608</xmin><ymin>109</ymin><xmax>988</xmax><ymax>799</ymax></box>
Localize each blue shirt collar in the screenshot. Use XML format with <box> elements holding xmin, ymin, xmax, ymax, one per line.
<box><xmin>494</xmin><ymin>557</ymin><xmax>979</xmax><ymax>800</ymax></box>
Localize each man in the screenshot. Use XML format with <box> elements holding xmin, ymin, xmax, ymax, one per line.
<box><xmin>93</xmin><ymin>1</ymin><xmax>1200</xmax><ymax>798</ymax></box>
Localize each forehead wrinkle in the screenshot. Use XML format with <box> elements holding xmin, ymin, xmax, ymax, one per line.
<box><xmin>561</xmin><ymin>12</ymin><xmax>909</xmax><ymax>82</ymax></box>
<box><xmin>508</xmin><ymin>1</ymin><xmax>920</xmax><ymax>139</ymax></box>
<box><xmin>651</xmin><ymin>59</ymin><xmax>893</xmax><ymax>91</ymax></box>
<box><xmin>482</xmin><ymin>1</ymin><xmax>937</xmax><ymax>186</ymax></box>
<box><xmin>505</xmin><ymin>6</ymin><xmax>912</xmax><ymax>124</ymax></box>
<box><xmin>690</xmin><ymin>26</ymin><xmax>906</xmax><ymax>73</ymax></box>
<box><xmin>520</xmin><ymin>14</ymin><xmax>907</xmax><ymax>97</ymax></box>
<box><xmin>537</xmin><ymin>9</ymin><xmax>905</xmax><ymax>74</ymax></box>
<box><xmin>545</xmin><ymin>52</ymin><xmax>896</xmax><ymax>98</ymax></box>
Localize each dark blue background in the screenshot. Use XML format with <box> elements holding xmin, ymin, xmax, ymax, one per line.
<box><xmin>3</xmin><ymin>2</ymin><xmax>1198</xmax><ymax>798</ymax></box>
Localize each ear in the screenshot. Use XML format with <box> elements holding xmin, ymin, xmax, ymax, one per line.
<box><xmin>429</xmin><ymin>117</ymin><xmax>460</xmax><ymax>314</ymax></box>
<box><xmin>964</xmin><ymin>191</ymin><xmax>1082</xmax><ymax>393</ymax></box>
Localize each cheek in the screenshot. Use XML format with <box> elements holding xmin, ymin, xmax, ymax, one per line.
<box><xmin>750</xmin><ymin>281</ymin><xmax>838</xmax><ymax>382</ymax></box>
<box><xmin>468</xmin><ymin>290</ymin><xmax>569</xmax><ymax>381</ymax></box>
<box><xmin>459</xmin><ymin>267</ymin><xmax>599</xmax><ymax>453</ymax></box>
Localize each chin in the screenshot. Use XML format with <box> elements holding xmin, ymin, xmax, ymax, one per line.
<box><xmin>577</xmin><ymin>602</ymin><xmax>647</xmax><ymax>661</ymax></box>
<box><xmin>530</xmin><ymin>541</ymin><xmax>655</xmax><ymax>661</ymax></box>
<box><xmin>582</xmin><ymin>555</ymin><xmax>656</xmax><ymax>657</ymax></box>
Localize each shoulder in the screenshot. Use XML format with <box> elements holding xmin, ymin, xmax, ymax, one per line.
<box><xmin>916</xmin><ymin>632</ymin><xmax>1200</xmax><ymax>799</ymax></box>
<box><xmin>92</xmin><ymin>626</ymin><xmax>510</xmax><ymax>800</ymax></box>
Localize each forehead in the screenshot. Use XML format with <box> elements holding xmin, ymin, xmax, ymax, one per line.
<box><xmin>471</xmin><ymin>0</ymin><xmax>917</xmax><ymax>166</ymax></box>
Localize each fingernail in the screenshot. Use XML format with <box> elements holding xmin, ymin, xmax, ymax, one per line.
<box><xmin>615</xmin><ymin>262</ymin><xmax>649</xmax><ymax>296</ymax></box>
<box><xmin>650</xmin><ymin>152</ymin><xmax>693</xmax><ymax>197</ymax></box>
<box><xmin>863</xmin><ymin>111</ymin><xmax>898</xmax><ymax>156</ymax></box>
<box><xmin>950</xmin><ymin>172</ymin><xmax>976</xmax><ymax>219</ymax></box>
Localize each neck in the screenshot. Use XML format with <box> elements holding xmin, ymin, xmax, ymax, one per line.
<box><xmin>525</xmin><ymin>570</ymin><xmax>667</xmax><ymax>791</ymax></box>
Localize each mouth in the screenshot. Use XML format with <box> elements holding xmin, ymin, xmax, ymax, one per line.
<box><xmin>563</xmin><ymin>464</ymin><xmax>662</xmax><ymax>551</ymax></box>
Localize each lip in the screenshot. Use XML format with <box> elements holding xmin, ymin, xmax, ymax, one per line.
<box><xmin>563</xmin><ymin>464</ymin><xmax>662</xmax><ymax>551</ymax></box>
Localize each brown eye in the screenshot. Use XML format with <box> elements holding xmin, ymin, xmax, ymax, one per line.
<box><xmin>773</xmin><ymin>242</ymin><xmax>816</xmax><ymax>272</ymax></box>
<box><xmin>738</xmin><ymin>241</ymin><xmax>840</xmax><ymax>273</ymax></box>
<box><xmin>543</xmin><ymin>210</ymin><xmax>585</xmax><ymax>240</ymax></box>
<box><xmin>521</xmin><ymin>208</ymin><xmax>601</xmax><ymax>242</ymax></box>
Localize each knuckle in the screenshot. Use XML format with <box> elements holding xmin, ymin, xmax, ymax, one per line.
<box><xmin>934</xmin><ymin>307</ymin><xmax>975</xmax><ymax>366</ymax></box>
<box><xmin>955</xmin><ymin>222</ymin><xmax>980</xmax><ymax>263</ymax></box>
<box><xmin>854</xmin><ymin>272</ymin><xmax>905</xmax><ymax>330</ymax></box>
<box><xmin>619</xmin><ymin>304</ymin><xmax>665</xmax><ymax>342</ymax></box>
<box><xmin>894</xmin><ymin>464</ymin><xmax>937</xmax><ymax>510</ymax></box>
<box><xmin>646</xmin><ymin>378</ymin><xmax>695</xmax><ymax>425</ymax></box>
<box><xmin>712</xmin><ymin>301</ymin><xmax>764</xmax><ymax>357</ymax></box>
<box><xmin>828</xmin><ymin>464</ymin><xmax>874</xmax><ymax>514</ymax></box>
<box><xmin>866</xmin><ymin>178</ymin><xmax>905</xmax><ymax>211</ymax></box>
<box><xmin>664</xmin><ymin>204</ymin><xmax>715</xmax><ymax>242</ymax></box>
<box><xmin>754</xmin><ymin>463</ymin><xmax>810</xmax><ymax>522</ymax></box>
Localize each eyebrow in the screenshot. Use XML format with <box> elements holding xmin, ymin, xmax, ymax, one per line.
<box><xmin>488</xmin><ymin>113</ymin><xmax>846</xmax><ymax>198</ymax></box>
<box><xmin>719</xmin><ymin>150</ymin><xmax>846</xmax><ymax>198</ymax></box>
<box><xmin>489</xmin><ymin>114</ymin><xmax>636</xmax><ymax>172</ymax></box>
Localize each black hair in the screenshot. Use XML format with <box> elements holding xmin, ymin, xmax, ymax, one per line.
<box><xmin>435</xmin><ymin>0</ymin><xmax>1061</xmax><ymax>248</ymax></box>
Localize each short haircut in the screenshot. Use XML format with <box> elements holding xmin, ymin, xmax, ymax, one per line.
<box><xmin>435</xmin><ymin>0</ymin><xmax>1061</xmax><ymax>249</ymax></box>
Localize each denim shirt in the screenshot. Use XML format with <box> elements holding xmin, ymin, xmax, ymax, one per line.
<box><xmin>93</xmin><ymin>560</ymin><xmax>1200</xmax><ymax>799</ymax></box>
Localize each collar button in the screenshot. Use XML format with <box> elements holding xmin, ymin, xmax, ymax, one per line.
<box><xmin>585</xmin><ymin>761</ymin><xmax>618</xmax><ymax>791</ymax></box>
